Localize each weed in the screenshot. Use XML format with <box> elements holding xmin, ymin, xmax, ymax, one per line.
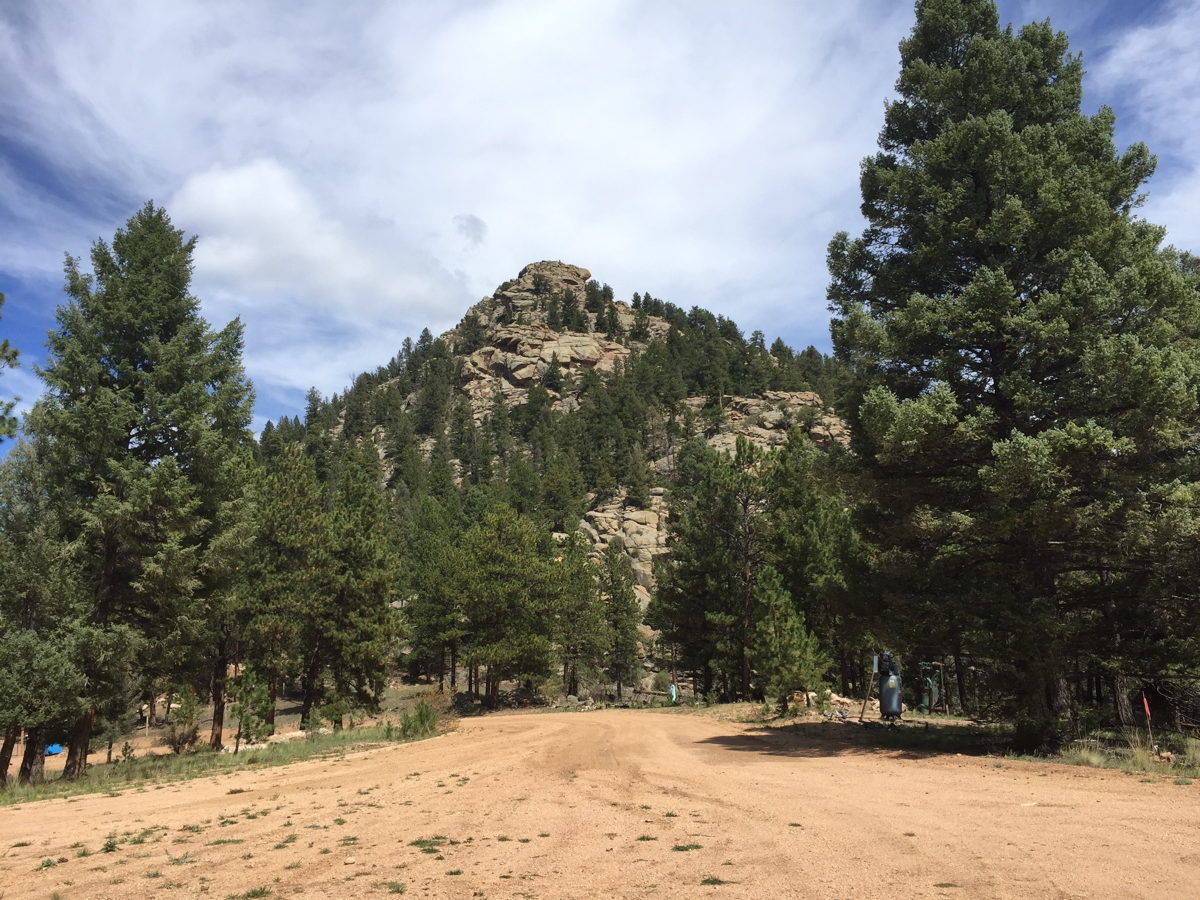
<box><xmin>409</xmin><ymin>836</ymin><xmax>448</xmax><ymax>850</ymax></box>
<box><xmin>538</xmin><ymin>832</ymin><xmax>549</xmax><ymax>838</ymax></box>
<box><xmin>933</xmin><ymin>883</ymin><xmax>959</xmax><ymax>888</ymax></box>
<box><xmin>37</xmin><ymin>858</ymin><xmax>57</xmax><ymax>870</ymax></box>
<box><xmin>788</xmin><ymin>823</ymin><xmax>802</xmax><ymax>828</ymax></box>
<box><xmin>701</xmin><ymin>876</ymin><xmax>727</xmax><ymax>885</ymax></box>
<box><xmin>497</xmin><ymin>835</ymin><xmax>511</xmax><ymax>842</ymax></box>
<box><xmin>146</xmin><ymin>870</ymin><xmax>163</xmax><ymax>878</ymax></box>
<box><xmin>101</xmin><ymin>834</ymin><xmax>119</xmax><ymax>853</ymax></box>
<box><xmin>1061</xmin><ymin>745</ymin><xmax>1107</xmax><ymax>768</ymax></box>
<box><xmin>636</xmin><ymin>835</ymin><xmax>657</xmax><ymax>841</ymax></box>
<box><xmin>664</xmin><ymin>811</ymin><xmax>678</xmax><ymax>817</ymax></box>
<box><xmin>275</xmin><ymin>834</ymin><xmax>298</xmax><ymax>849</ymax></box>
<box><xmin>333</xmin><ymin>817</ymin><xmax>346</xmax><ymax>826</ymax></box>
<box><xmin>76</xmin><ymin>847</ymin><xmax>92</xmax><ymax>857</ymax></box>
<box><xmin>167</xmin><ymin>852</ymin><xmax>194</xmax><ymax>865</ymax></box>
<box><xmin>384</xmin><ymin>883</ymin><xmax>406</xmax><ymax>894</ymax></box>
<box><xmin>1175</xmin><ymin>777</ymin><xmax>1193</xmax><ymax>786</ymax></box>
<box><xmin>207</xmin><ymin>838</ymin><xmax>244</xmax><ymax>846</ymax></box>
<box><xmin>903</xmin><ymin>831</ymin><xmax>916</xmax><ymax>837</ymax></box>
<box><xmin>673</xmin><ymin>843</ymin><xmax>702</xmax><ymax>852</ymax></box>
<box><xmin>285</xmin><ymin>862</ymin><xmax>301</xmax><ymax>870</ymax></box>
<box><xmin>226</xmin><ymin>889</ymin><xmax>271</xmax><ymax>900</ymax></box>
<box><xmin>11</xmin><ymin>840</ymin><xmax>31</xmax><ymax>848</ymax></box>
<box><xmin>446</xmin><ymin>869</ymin><xmax>462</xmax><ymax>875</ymax></box>
<box><xmin>227</xmin><ymin>788</ymin><xmax>247</xmax><ymax>795</ymax></box>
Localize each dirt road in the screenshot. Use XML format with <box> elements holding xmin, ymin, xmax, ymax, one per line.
<box><xmin>1</xmin><ymin>709</ymin><xmax>1196</xmax><ymax>899</ymax></box>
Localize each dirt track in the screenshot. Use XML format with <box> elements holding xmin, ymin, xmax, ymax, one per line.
<box><xmin>1</xmin><ymin>709</ymin><xmax>1196</xmax><ymax>899</ymax></box>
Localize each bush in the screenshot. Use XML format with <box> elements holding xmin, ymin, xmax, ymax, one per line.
<box><xmin>1011</xmin><ymin>715</ymin><xmax>1062</xmax><ymax>755</ymax></box>
<box><xmin>398</xmin><ymin>700</ymin><xmax>438</xmax><ymax>740</ymax></box>
<box><xmin>164</xmin><ymin>688</ymin><xmax>200</xmax><ymax>754</ymax></box>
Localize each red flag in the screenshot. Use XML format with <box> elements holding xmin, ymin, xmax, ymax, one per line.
<box><xmin>1143</xmin><ymin>693</ymin><xmax>1152</xmax><ymax>719</ymax></box>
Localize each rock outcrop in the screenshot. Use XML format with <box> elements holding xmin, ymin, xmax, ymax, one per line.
<box><xmin>580</xmin><ymin>488</ymin><xmax>670</xmax><ymax>612</ymax></box>
<box><xmin>459</xmin><ymin>323</ymin><xmax>630</xmax><ymax>415</ymax></box>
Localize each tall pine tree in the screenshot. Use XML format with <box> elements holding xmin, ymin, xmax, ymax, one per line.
<box><xmin>829</xmin><ymin>0</ymin><xmax>1200</xmax><ymax>744</ymax></box>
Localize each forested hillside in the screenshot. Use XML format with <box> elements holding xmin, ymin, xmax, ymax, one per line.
<box><xmin>3</xmin><ymin>0</ymin><xmax>1200</xmax><ymax>791</ymax></box>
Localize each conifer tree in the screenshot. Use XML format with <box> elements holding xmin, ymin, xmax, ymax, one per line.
<box><xmin>321</xmin><ymin>445</ymin><xmax>400</xmax><ymax>725</ymax></box>
<box><xmin>243</xmin><ymin>443</ymin><xmax>331</xmax><ymax>729</ymax></box>
<box><xmin>828</xmin><ymin>0</ymin><xmax>1200</xmax><ymax>743</ymax></box>
<box><xmin>599</xmin><ymin>538</ymin><xmax>641</xmax><ymax>698</ymax></box>
<box><xmin>26</xmin><ymin>203</ymin><xmax>253</xmax><ymax>776</ymax></box>
<box><xmin>752</xmin><ymin>566</ymin><xmax>829</xmax><ymax>714</ymax></box>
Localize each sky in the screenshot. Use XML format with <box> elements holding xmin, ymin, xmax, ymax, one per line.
<box><xmin>1</xmin><ymin>0</ymin><xmax>1197</xmax><ymax>432</ymax></box>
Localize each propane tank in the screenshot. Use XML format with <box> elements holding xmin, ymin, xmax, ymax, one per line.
<box><xmin>879</xmin><ymin>652</ymin><xmax>903</xmax><ymax>720</ymax></box>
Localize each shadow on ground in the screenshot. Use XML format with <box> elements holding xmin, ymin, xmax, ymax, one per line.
<box><xmin>696</xmin><ymin>718</ymin><xmax>1011</xmax><ymax>761</ymax></box>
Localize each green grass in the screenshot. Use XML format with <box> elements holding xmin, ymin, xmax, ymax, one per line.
<box><xmin>673</xmin><ymin>843</ymin><xmax>702</xmax><ymax>852</ymax></box>
<box><xmin>408</xmin><ymin>836</ymin><xmax>448</xmax><ymax>849</ymax></box>
<box><xmin>383</xmin><ymin>883</ymin><xmax>406</xmax><ymax>894</ymax></box>
<box><xmin>226</xmin><ymin>889</ymin><xmax>271</xmax><ymax>900</ymax></box>
<box><xmin>1</xmin><ymin>721</ymin><xmax>439</xmax><ymax>807</ymax></box>
<box><xmin>636</xmin><ymin>835</ymin><xmax>657</xmax><ymax>841</ymax></box>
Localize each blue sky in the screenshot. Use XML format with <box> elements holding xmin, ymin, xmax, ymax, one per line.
<box><xmin>1</xmin><ymin>0</ymin><xmax>1197</xmax><ymax>433</ymax></box>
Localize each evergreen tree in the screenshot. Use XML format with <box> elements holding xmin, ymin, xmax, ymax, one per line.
<box><xmin>321</xmin><ymin>445</ymin><xmax>400</xmax><ymax>725</ymax></box>
<box><xmin>828</xmin><ymin>0</ymin><xmax>1200</xmax><ymax>744</ymax></box>
<box><xmin>599</xmin><ymin>538</ymin><xmax>641</xmax><ymax>698</ymax></box>
<box><xmin>26</xmin><ymin>203</ymin><xmax>254</xmax><ymax>777</ymax></box>
<box><xmin>752</xmin><ymin>566</ymin><xmax>829</xmax><ymax>714</ymax></box>
<box><xmin>243</xmin><ymin>443</ymin><xmax>331</xmax><ymax>729</ymax></box>
<box><xmin>457</xmin><ymin>505</ymin><xmax>558</xmax><ymax>703</ymax></box>
<box><xmin>552</xmin><ymin>534</ymin><xmax>607</xmax><ymax>697</ymax></box>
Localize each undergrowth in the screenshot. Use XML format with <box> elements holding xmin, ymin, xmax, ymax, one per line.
<box><xmin>1</xmin><ymin>711</ymin><xmax>441</xmax><ymax>807</ymax></box>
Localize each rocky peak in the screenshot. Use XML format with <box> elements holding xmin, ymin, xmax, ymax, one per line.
<box><xmin>495</xmin><ymin>261</ymin><xmax>592</xmax><ymax>318</ymax></box>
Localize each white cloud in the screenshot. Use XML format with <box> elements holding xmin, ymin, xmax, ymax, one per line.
<box><xmin>0</xmin><ymin>0</ymin><xmax>927</xmax><ymax>417</ymax></box>
<box><xmin>1090</xmin><ymin>0</ymin><xmax>1200</xmax><ymax>252</ymax></box>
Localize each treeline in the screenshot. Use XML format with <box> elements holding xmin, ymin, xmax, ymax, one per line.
<box><xmin>5</xmin><ymin>0</ymin><xmax>1200</xmax><ymax>789</ymax></box>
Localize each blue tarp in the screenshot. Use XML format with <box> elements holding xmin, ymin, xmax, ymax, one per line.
<box><xmin>45</xmin><ymin>743</ymin><xmax>63</xmax><ymax>756</ymax></box>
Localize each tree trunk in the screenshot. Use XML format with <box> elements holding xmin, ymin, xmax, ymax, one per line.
<box><xmin>18</xmin><ymin>726</ymin><xmax>46</xmax><ymax>785</ymax></box>
<box><xmin>300</xmin><ymin>651</ymin><xmax>323</xmax><ymax>729</ymax></box>
<box><xmin>450</xmin><ymin>642</ymin><xmax>458</xmax><ymax>689</ymax></box>
<box><xmin>265</xmin><ymin>677</ymin><xmax>277</xmax><ymax>732</ymax></box>
<box><xmin>953</xmin><ymin>649</ymin><xmax>969</xmax><ymax>716</ymax></box>
<box><xmin>0</xmin><ymin>725</ymin><xmax>18</xmax><ymax>787</ymax></box>
<box><xmin>741</xmin><ymin>560</ymin><xmax>754</xmax><ymax>699</ymax></box>
<box><xmin>62</xmin><ymin>710</ymin><xmax>94</xmax><ymax>780</ymax></box>
<box><xmin>1113</xmin><ymin>674</ymin><xmax>1135</xmax><ymax>727</ymax></box>
<box><xmin>209</xmin><ymin>639</ymin><xmax>229</xmax><ymax>751</ymax></box>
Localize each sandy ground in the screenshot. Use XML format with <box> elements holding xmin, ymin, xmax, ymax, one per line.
<box><xmin>1</xmin><ymin>709</ymin><xmax>1197</xmax><ymax>899</ymax></box>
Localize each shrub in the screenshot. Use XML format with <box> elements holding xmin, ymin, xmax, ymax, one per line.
<box><xmin>398</xmin><ymin>700</ymin><xmax>438</xmax><ymax>740</ymax></box>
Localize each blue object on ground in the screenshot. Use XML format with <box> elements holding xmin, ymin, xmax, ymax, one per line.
<box><xmin>45</xmin><ymin>743</ymin><xmax>63</xmax><ymax>756</ymax></box>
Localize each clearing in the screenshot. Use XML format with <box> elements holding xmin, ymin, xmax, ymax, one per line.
<box><xmin>1</xmin><ymin>709</ymin><xmax>1195</xmax><ymax>898</ymax></box>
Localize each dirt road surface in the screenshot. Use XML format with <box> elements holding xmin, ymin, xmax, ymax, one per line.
<box><xmin>2</xmin><ymin>709</ymin><xmax>1196</xmax><ymax>899</ymax></box>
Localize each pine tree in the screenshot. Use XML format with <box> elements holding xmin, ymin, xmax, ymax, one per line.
<box><xmin>552</xmin><ymin>534</ymin><xmax>607</xmax><ymax>697</ymax></box>
<box><xmin>243</xmin><ymin>443</ymin><xmax>332</xmax><ymax>730</ymax></box>
<box><xmin>752</xmin><ymin>566</ymin><xmax>829</xmax><ymax>714</ymax></box>
<box><xmin>321</xmin><ymin>445</ymin><xmax>400</xmax><ymax>725</ymax></box>
<box><xmin>599</xmin><ymin>538</ymin><xmax>641</xmax><ymax>698</ymax></box>
<box><xmin>828</xmin><ymin>0</ymin><xmax>1200</xmax><ymax>744</ymax></box>
<box><xmin>26</xmin><ymin>203</ymin><xmax>254</xmax><ymax>776</ymax></box>
<box><xmin>457</xmin><ymin>505</ymin><xmax>557</xmax><ymax>704</ymax></box>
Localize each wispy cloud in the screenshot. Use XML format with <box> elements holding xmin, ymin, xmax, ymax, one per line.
<box><xmin>4</xmin><ymin>1</ymin><xmax>1192</xmax><ymax>423</ymax></box>
<box><xmin>1089</xmin><ymin>0</ymin><xmax>1200</xmax><ymax>251</ymax></box>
